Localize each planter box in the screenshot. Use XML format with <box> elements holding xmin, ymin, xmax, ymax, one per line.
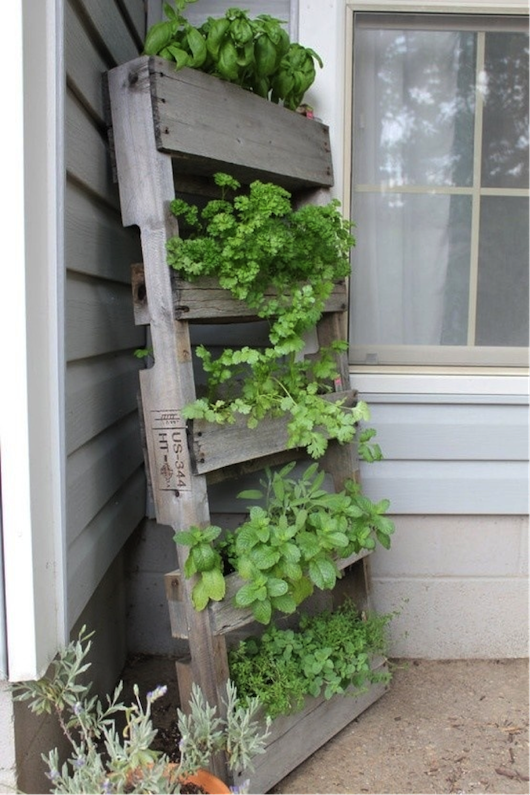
<box><xmin>165</xmin><ymin>547</ymin><xmax>372</xmax><ymax>639</ymax></box>
<box><xmin>108</xmin><ymin>56</ymin><xmax>334</xmax><ymax>191</ymax></box>
<box><xmin>132</xmin><ymin>265</ymin><xmax>348</xmax><ymax>325</ymax></box>
<box><xmin>233</xmin><ymin>656</ymin><xmax>389</xmax><ymax>794</ymax></box>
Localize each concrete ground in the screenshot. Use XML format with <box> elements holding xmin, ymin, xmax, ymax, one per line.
<box><xmin>123</xmin><ymin>655</ymin><xmax>529</xmax><ymax>795</ymax></box>
<box><xmin>269</xmin><ymin>659</ymin><xmax>529</xmax><ymax>795</ymax></box>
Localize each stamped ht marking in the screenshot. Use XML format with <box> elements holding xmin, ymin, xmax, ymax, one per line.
<box><xmin>151</xmin><ymin>409</ymin><xmax>190</xmax><ymax>491</ymax></box>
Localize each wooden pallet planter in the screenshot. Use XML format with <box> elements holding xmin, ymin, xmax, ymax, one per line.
<box><xmin>165</xmin><ymin>547</ymin><xmax>372</xmax><ymax>640</ymax></box>
<box><xmin>232</xmin><ymin>656</ymin><xmax>389</xmax><ymax>794</ymax></box>
<box><xmin>107</xmin><ymin>54</ymin><xmax>388</xmax><ymax>788</ymax></box>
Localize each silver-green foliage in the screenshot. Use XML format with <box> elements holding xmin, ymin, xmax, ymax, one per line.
<box><xmin>12</xmin><ymin>627</ymin><xmax>270</xmax><ymax>794</ymax></box>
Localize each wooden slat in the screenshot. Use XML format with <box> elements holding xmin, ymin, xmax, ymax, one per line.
<box><xmin>232</xmin><ymin>659</ymin><xmax>389</xmax><ymax>793</ymax></box>
<box><xmin>132</xmin><ymin>267</ymin><xmax>348</xmax><ymax>324</ymax></box>
<box><xmin>166</xmin><ymin>548</ymin><xmax>373</xmax><ymax>639</ymax></box>
<box><xmin>108</xmin><ymin>56</ymin><xmax>333</xmax><ymax>190</ymax></box>
<box><xmin>108</xmin><ymin>58</ymin><xmax>233</xmax><ymax>776</ymax></box>
<box><xmin>150</xmin><ymin>60</ymin><xmax>333</xmax><ymax>188</ymax></box>
<box><xmin>190</xmin><ymin>390</ymin><xmax>358</xmax><ymax>475</ymax></box>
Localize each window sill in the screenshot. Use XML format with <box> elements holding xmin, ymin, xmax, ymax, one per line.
<box><xmin>349</xmin><ymin>368</ymin><xmax>529</xmax><ymax>399</ymax></box>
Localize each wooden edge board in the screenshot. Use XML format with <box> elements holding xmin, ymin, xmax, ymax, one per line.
<box><xmin>165</xmin><ymin>548</ymin><xmax>372</xmax><ymax>638</ymax></box>
<box><xmin>231</xmin><ymin>658</ymin><xmax>389</xmax><ymax>793</ymax></box>
<box><xmin>131</xmin><ymin>264</ymin><xmax>347</xmax><ymax>325</ymax></box>
<box><xmin>142</xmin><ymin>57</ymin><xmax>334</xmax><ymax>190</ymax></box>
<box><xmin>191</xmin><ymin>390</ymin><xmax>358</xmax><ymax>475</ymax></box>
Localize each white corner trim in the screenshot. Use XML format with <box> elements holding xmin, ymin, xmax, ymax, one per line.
<box><xmin>0</xmin><ymin>0</ymin><xmax>66</xmax><ymax>681</ymax></box>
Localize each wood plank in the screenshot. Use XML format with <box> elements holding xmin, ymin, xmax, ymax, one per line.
<box><xmin>66</xmin><ymin>274</ymin><xmax>144</xmax><ymax>361</ymax></box>
<box><xmin>190</xmin><ymin>390</ymin><xmax>357</xmax><ymax>474</ymax></box>
<box><xmin>108</xmin><ymin>58</ymin><xmax>233</xmax><ymax>775</ymax></box>
<box><xmin>66</xmin><ymin>354</ymin><xmax>142</xmax><ymax>455</ymax></box>
<box><xmin>132</xmin><ymin>267</ymin><xmax>347</xmax><ymax>323</ymax></box>
<box><xmin>166</xmin><ymin>548</ymin><xmax>372</xmax><ymax>639</ymax></box>
<box><xmin>149</xmin><ymin>59</ymin><xmax>333</xmax><ymax>188</ymax></box>
<box><xmin>231</xmin><ymin>660</ymin><xmax>389</xmax><ymax>793</ymax></box>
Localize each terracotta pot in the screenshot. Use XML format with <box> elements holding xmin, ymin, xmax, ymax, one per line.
<box><xmin>125</xmin><ymin>764</ymin><xmax>230</xmax><ymax>794</ymax></box>
<box><xmin>183</xmin><ymin>768</ymin><xmax>231</xmax><ymax>794</ymax></box>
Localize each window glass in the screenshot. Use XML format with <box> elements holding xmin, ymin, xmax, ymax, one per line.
<box><xmin>350</xmin><ymin>13</ymin><xmax>529</xmax><ymax>367</ymax></box>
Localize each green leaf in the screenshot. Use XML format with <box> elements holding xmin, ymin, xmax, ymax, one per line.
<box><xmin>201</xmin><ymin>568</ymin><xmax>226</xmax><ymax>602</ymax></box>
<box><xmin>308</xmin><ymin>558</ymin><xmax>337</xmax><ymax>591</ymax></box>
<box><xmin>266</xmin><ymin>578</ymin><xmax>288</xmax><ymax>598</ymax></box>
<box><xmin>252</xmin><ymin>599</ymin><xmax>272</xmax><ymax>625</ymax></box>
<box><xmin>237</xmin><ymin>489</ymin><xmax>263</xmax><ymax>501</ymax></box>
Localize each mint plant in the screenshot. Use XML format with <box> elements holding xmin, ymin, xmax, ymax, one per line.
<box><xmin>144</xmin><ymin>3</ymin><xmax>323</xmax><ymax>110</ymax></box>
<box><xmin>228</xmin><ymin>600</ymin><xmax>392</xmax><ymax>719</ymax></box>
<box><xmin>175</xmin><ymin>462</ymin><xmax>394</xmax><ymax>623</ymax></box>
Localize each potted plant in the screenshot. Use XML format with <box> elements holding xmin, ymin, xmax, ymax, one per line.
<box><xmin>12</xmin><ymin>627</ymin><xmax>270</xmax><ymax>794</ymax></box>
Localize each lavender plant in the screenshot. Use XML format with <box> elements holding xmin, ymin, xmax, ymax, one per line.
<box><xmin>12</xmin><ymin>626</ymin><xmax>270</xmax><ymax>794</ymax></box>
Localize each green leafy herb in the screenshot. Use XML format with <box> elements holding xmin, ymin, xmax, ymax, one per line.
<box><xmin>167</xmin><ymin>173</ymin><xmax>364</xmax><ymax>459</ymax></box>
<box><xmin>228</xmin><ymin>600</ymin><xmax>392</xmax><ymax>718</ymax></box>
<box><xmin>175</xmin><ymin>462</ymin><xmax>394</xmax><ymax>622</ymax></box>
<box><xmin>144</xmin><ymin>4</ymin><xmax>323</xmax><ymax>110</ymax></box>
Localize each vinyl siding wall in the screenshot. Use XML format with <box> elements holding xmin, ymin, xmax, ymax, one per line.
<box><xmin>65</xmin><ymin>0</ymin><xmax>147</xmax><ymax>629</ymax></box>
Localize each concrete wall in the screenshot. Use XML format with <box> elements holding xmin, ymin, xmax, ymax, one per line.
<box><xmin>370</xmin><ymin>515</ymin><xmax>529</xmax><ymax>658</ymax></box>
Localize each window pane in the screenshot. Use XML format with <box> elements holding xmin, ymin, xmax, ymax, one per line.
<box><xmin>353</xmin><ymin>27</ymin><xmax>476</xmax><ymax>187</ymax></box>
<box><xmin>350</xmin><ymin>194</ymin><xmax>472</xmax><ymax>346</ymax></box>
<box><xmin>476</xmin><ymin>197</ymin><xmax>529</xmax><ymax>345</ymax></box>
<box><xmin>481</xmin><ymin>32</ymin><xmax>529</xmax><ymax>189</ymax></box>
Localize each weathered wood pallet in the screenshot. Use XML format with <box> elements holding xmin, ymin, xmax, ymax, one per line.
<box><xmin>107</xmin><ymin>54</ymin><xmax>386</xmax><ymax>787</ymax></box>
<box><xmin>165</xmin><ymin>547</ymin><xmax>373</xmax><ymax>639</ymax></box>
<box><xmin>234</xmin><ymin>657</ymin><xmax>390</xmax><ymax>794</ymax></box>
<box><xmin>132</xmin><ymin>264</ymin><xmax>348</xmax><ymax>324</ymax></box>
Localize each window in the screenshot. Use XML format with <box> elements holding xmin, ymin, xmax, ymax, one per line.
<box><xmin>349</xmin><ymin>11</ymin><xmax>529</xmax><ymax>368</ymax></box>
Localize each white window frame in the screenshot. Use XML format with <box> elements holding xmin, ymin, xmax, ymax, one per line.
<box><xmin>344</xmin><ymin>0</ymin><xmax>529</xmax><ymax>381</ymax></box>
<box><xmin>0</xmin><ymin>0</ymin><xmax>66</xmax><ymax>680</ymax></box>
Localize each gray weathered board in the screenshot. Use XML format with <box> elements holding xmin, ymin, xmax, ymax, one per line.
<box><xmin>166</xmin><ymin>547</ymin><xmax>372</xmax><ymax>639</ymax></box>
<box><xmin>233</xmin><ymin>657</ymin><xmax>390</xmax><ymax>794</ymax></box>
<box><xmin>107</xmin><ymin>54</ymin><xmax>385</xmax><ymax>787</ymax></box>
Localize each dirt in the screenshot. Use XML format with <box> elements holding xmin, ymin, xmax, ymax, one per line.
<box><xmin>120</xmin><ymin>656</ymin><xmax>529</xmax><ymax>795</ymax></box>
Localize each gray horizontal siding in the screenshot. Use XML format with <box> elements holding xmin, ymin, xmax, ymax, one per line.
<box><xmin>358</xmin><ymin>395</ymin><xmax>529</xmax><ymax>514</ymax></box>
<box><xmin>65</xmin><ymin>0</ymin><xmax>146</xmax><ymax>628</ymax></box>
